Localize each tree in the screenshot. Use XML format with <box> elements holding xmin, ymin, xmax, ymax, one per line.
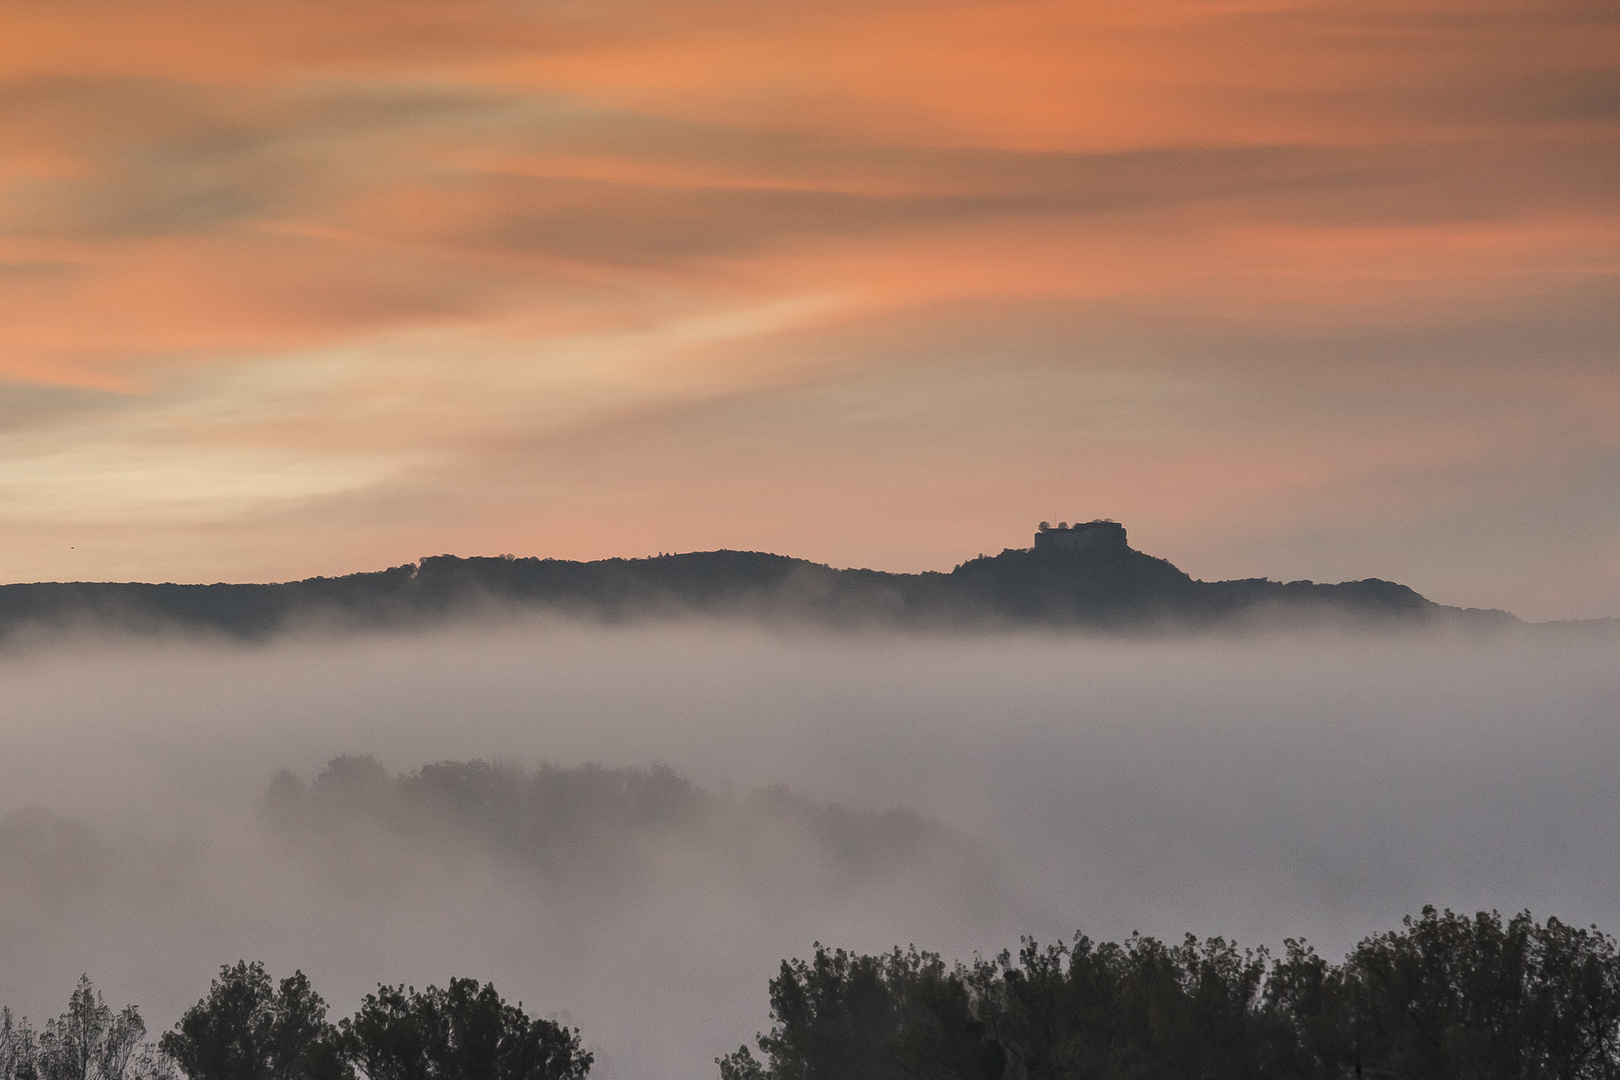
<box><xmin>1338</xmin><ymin>907</ymin><xmax>1620</xmax><ymax>1079</ymax></box>
<box><xmin>719</xmin><ymin>945</ymin><xmax>1002</xmax><ymax>1080</ymax></box>
<box><xmin>341</xmin><ymin>979</ymin><xmax>590</xmax><ymax>1080</ymax></box>
<box><xmin>33</xmin><ymin>979</ymin><xmax>168</xmax><ymax>1080</ymax></box>
<box><xmin>967</xmin><ymin>933</ymin><xmax>1309</xmax><ymax>1079</ymax></box>
<box><xmin>160</xmin><ymin>963</ymin><xmax>348</xmax><ymax>1080</ymax></box>
<box><xmin>2</xmin><ymin>1008</ymin><xmax>40</xmax><ymax>1080</ymax></box>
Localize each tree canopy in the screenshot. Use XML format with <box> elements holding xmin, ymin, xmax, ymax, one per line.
<box><xmin>721</xmin><ymin>908</ymin><xmax>1620</xmax><ymax>1080</ymax></box>
<box><xmin>4</xmin><ymin>972</ymin><xmax>588</xmax><ymax>1080</ymax></box>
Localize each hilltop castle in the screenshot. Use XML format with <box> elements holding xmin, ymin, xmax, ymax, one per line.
<box><xmin>1033</xmin><ymin>519</ymin><xmax>1127</xmax><ymax>551</ymax></box>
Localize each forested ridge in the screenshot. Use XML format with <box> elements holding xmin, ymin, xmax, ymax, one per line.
<box><xmin>0</xmin><ymin>538</ymin><xmax>1517</xmax><ymax>641</ymax></box>
<box><xmin>7</xmin><ymin>908</ymin><xmax>1620</xmax><ymax>1079</ymax></box>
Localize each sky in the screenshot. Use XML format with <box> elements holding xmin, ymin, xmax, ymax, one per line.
<box><xmin>0</xmin><ymin>0</ymin><xmax>1616</xmax><ymax>619</ymax></box>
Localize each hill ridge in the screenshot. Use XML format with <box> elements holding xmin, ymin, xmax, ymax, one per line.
<box><xmin>0</xmin><ymin>528</ymin><xmax>1521</xmax><ymax>639</ymax></box>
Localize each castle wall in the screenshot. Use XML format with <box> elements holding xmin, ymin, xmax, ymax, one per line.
<box><xmin>1033</xmin><ymin>521</ymin><xmax>1127</xmax><ymax>551</ymax></box>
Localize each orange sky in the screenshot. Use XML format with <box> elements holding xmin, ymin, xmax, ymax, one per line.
<box><xmin>0</xmin><ymin>0</ymin><xmax>1616</xmax><ymax>618</ymax></box>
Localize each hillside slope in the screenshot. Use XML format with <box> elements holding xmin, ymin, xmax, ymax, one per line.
<box><xmin>0</xmin><ymin>524</ymin><xmax>1518</xmax><ymax>639</ymax></box>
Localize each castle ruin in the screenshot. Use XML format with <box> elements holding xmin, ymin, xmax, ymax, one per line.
<box><xmin>1033</xmin><ymin>519</ymin><xmax>1127</xmax><ymax>551</ymax></box>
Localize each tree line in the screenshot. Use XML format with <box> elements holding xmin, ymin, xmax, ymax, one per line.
<box><xmin>260</xmin><ymin>755</ymin><xmax>986</xmax><ymax>904</ymax></box>
<box><xmin>0</xmin><ymin>966</ymin><xmax>590</xmax><ymax>1080</ymax></box>
<box><xmin>7</xmin><ymin>907</ymin><xmax>1620</xmax><ymax>1080</ymax></box>
<box><xmin>720</xmin><ymin>907</ymin><xmax>1620</xmax><ymax>1079</ymax></box>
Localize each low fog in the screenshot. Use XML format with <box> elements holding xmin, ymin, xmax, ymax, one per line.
<box><xmin>1</xmin><ymin>619</ymin><xmax>1617</xmax><ymax>1077</ymax></box>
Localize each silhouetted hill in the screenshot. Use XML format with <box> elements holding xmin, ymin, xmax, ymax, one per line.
<box><xmin>0</xmin><ymin>523</ymin><xmax>1518</xmax><ymax>641</ymax></box>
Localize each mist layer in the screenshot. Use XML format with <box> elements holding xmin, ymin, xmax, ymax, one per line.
<box><xmin>1</xmin><ymin>619</ymin><xmax>1616</xmax><ymax>1076</ymax></box>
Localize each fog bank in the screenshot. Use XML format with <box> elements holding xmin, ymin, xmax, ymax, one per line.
<box><xmin>0</xmin><ymin>620</ymin><xmax>1616</xmax><ymax>1077</ymax></box>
